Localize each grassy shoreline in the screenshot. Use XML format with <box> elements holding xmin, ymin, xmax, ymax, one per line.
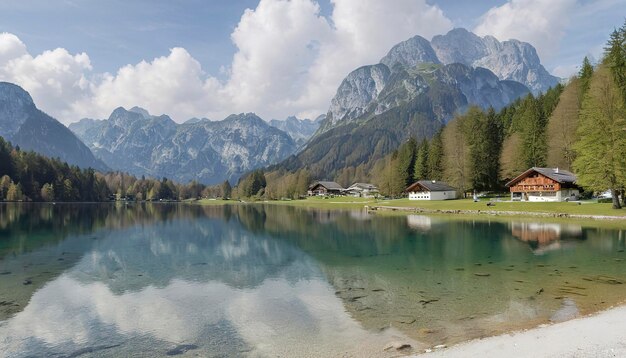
<box><xmin>196</xmin><ymin>197</ymin><xmax>626</xmax><ymax>218</ymax></box>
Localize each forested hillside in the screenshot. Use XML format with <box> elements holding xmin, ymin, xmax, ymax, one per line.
<box><xmin>249</xmin><ymin>22</ymin><xmax>626</xmax><ymax>203</ymax></box>
<box><xmin>0</xmin><ymin>135</ymin><xmax>232</xmax><ymax>202</ymax></box>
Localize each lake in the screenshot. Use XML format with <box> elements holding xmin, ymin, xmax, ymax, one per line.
<box><xmin>1</xmin><ymin>203</ymin><xmax>625</xmax><ymax>357</ymax></box>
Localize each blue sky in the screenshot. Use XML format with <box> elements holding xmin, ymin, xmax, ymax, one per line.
<box><xmin>0</xmin><ymin>0</ymin><xmax>624</xmax><ymax>123</ymax></box>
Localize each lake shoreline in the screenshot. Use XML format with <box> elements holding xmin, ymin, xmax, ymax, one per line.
<box><xmin>366</xmin><ymin>205</ymin><xmax>626</xmax><ymax>221</ymax></box>
<box><xmin>415</xmin><ymin>302</ymin><xmax>626</xmax><ymax>357</ymax></box>
<box><xmin>194</xmin><ymin>198</ymin><xmax>626</xmax><ymax>223</ymax></box>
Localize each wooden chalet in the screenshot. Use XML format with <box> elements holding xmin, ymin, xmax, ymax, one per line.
<box><xmin>406</xmin><ymin>180</ymin><xmax>457</xmax><ymax>201</ymax></box>
<box><xmin>505</xmin><ymin>167</ymin><xmax>579</xmax><ymax>202</ymax></box>
<box><xmin>307</xmin><ymin>181</ymin><xmax>345</xmax><ymax>196</ymax></box>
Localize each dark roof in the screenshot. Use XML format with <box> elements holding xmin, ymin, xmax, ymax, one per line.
<box><xmin>505</xmin><ymin>167</ymin><xmax>577</xmax><ymax>187</ymax></box>
<box><xmin>406</xmin><ymin>180</ymin><xmax>456</xmax><ymax>192</ymax></box>
<box><xmin>308</xmin><ymin>181</ymin><xmax>344</xmax><ymax>190</ymax></box>
<box><xmin>347</xmin><ymin>183</ymin><xmax>378</xmax><ymax>190</ymax></box>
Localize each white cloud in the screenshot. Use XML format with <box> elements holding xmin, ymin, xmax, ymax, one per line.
<box><xmin>552</xmin><ymin>64</ymin><xmax>579</xmax><ymax>79</ymax></box>
<box><xmin>0</xmin><ymin>33</ymin><xmax>92</xmax><ymax>120</ymax></box>
<box><xmin>73</xmin><ymin>47</ymin><xmax>222</xmax><ymax>120</ymax></box>
<box><xmin>295</xmin><ymin>0</ymin><xmax>453</xmax><ymax>119</ymax></box>
<box><xmin>0</xmin><ymin>33</ymin><xmax>27</xmax><ymax>64</ymax></box>
<box><xmin>474</xmin><ymin>0</ymin><xmax>576</xmax><ymax>60</ymax></box>
<box><xmin>0</xmin><ymin>1</ymin><xmax>453</xmax><ymax>124</ymax></box>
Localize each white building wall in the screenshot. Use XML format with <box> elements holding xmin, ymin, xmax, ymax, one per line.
<box><xmin>527</xmin><ymin>189</ymin><xmax>580</xmax><ymax>202</ymax></box>
<box><xmin>432</xmin><ymin>191</ymin><xmax>456</xmax><ymax>200</ymax></box>
<box><xmin>409</xmin><ymin>192</ymin><xmax>430</xmax><ymax>200</ymax></box>
<box><xmin>408</xmin><ymin>191</ymin><xmax>456</xmax><ymax>201</ymax></box>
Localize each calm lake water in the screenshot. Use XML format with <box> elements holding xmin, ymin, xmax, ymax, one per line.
<box><xmin>0</xmin><ymin>203</ymin><xmax>625</xmax><ymax>357</ymax></box>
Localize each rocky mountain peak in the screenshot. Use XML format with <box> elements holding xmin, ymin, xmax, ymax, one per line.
<box><xmin>129</xmin><ymin>106</ymin><xmax>151</xmax><ymax>119</ymax></box>
<box><xmin>268</xmin><ymin>115</ymin><xmax>322</xmax><ymax>148</ymax></box>
<box><xmin>0</xmin><ymin>82</ymin><xmax>107</xmax><ymax>170</ymax></box>
<box><xmin>431</xmin><ymin>28</ymin><xmax>488</xmax><ymax>65</ymax></box>
<box><xmin>224</xmin><ymin>113</ymin><xmax>265</xmax><ymax>125</ymax></box>
<box><xmin>109</xmin><ymin>106</ymin><xmax>149</xmax><ymax>126</ymax></box>
<box><xmin>0</xmin><ymin>82</ymin><xmax>35</xmax><ymax>107</ymax></box>
<box><xmin>431</xmin><ymin>28</ymin><xmax>558</xmax><ymax>94</ymax></box>
<box><xmin>71</xmin><ymin>109</ymin><xmax>297</xmax><ymax>184</ymax></box>
<box><xmin>324</xmin><ymin>28</ymin><xmax>557</xmax><ymax>130</ymax></box>
<box><xmin>0</xmin><ymin>82</ymin><xmax>36</xmax><ymax>138</ymax></box>
<box><xmin>327</xmin><ymin>63</ymin><xmax>391</xmax><ymax>126</ymax></box>
<box><xmin>380</xmin><ymin>35</ymin><xmax>440</xmax><ymax>69</ymax></box>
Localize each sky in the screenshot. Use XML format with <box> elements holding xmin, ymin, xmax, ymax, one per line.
<box><xmin>0</xmin><ymin>0</ymin><xmax>624</xmax><ymax>124</ymax></box>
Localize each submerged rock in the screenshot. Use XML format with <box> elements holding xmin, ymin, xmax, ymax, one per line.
<box><xmin>166</xmin><ymin>344</ymin><xmax>199</xmax><ymax>356</ymax></box>
<box><xmin>550</xmin><ymin>298</ymin><xmax>580</xmax><ymax>322</ymax></box>
<box><xmin>383</xmin><ymin>342</ymin><xmax>412</xmax><ymax>351</ymax></box>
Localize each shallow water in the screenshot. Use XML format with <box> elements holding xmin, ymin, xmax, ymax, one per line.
<box><xmin>0</xmin><ymin>203</ymin><xmax>625</xmax><ymax>357</ymax></box>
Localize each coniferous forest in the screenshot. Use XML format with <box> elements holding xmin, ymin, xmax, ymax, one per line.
<box><xmin>0</xmin><ymin>136</ymin><xmax>231</xmax><ymax>202</ymax></box>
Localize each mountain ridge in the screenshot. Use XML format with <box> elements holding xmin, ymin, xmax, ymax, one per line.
<box><xmin>70</xmin><ymin>108</ymin><xmax>298</xmax><ymax>184</ymax></box>
<box><xmin>0</xmin><ymin>82</ymin><xmax>108</xmax><ymax>171</ymax></box>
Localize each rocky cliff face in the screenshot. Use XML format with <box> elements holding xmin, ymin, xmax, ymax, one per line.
<box><xmin>269</xmin><ymin>115</ymin><xmax>322</xmax><ymax>147</ymax></box>
<box><xmin>70</xmin><ymin>108</ymin><xmax>297</xmax><ymax>184</ymax></box>
<box><xmin>380</xmin><ymin>35</ymin><xmax>441</xmax><ymax>69</ymax></box>
<box><xmin>326</xmin><ymin>64</ymin><xmax>391</xmax><ymax>128</ymax></box>
<box><xmin>323</xmin><ymin>61</ymin><xmax>529</xmax><ymax>133</ymax></box>
<box><xmin>322</xmin><ymin>28</ymin><xmax>555</xmax><ymax>135</ymax></box>
<box><xmin>430</xmin><ymin>28</ymin><xmax>559</xmax><ymax>94</ymax></box>
<box><xmin>0</xmin><ymin>82</ymin><xmax>108</xmax><ymax>171</ymax></box>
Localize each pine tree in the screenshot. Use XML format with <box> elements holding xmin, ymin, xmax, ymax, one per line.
<box><xmin>413</xmin><ymin>139</ymin><xmax>429</xmax><ymax>180</ymax></box>
<box><xmin>605</xmin><ymin>26</ymin><xmax>626</xmax><ymax>102</ymax></box>
<box><xmin>579</xmin><ymin>56</ymin><xmax>594</xmax><ymax>97</ymax></box>
<box><xmin>427</xmin><ymin>130</ymin><xmax>444</xmax><ymax>180</ymax></box>
<box><xmin>442</xmin><ymin>116</ymin><xmax>470</xmax><ymax>195</ymax></box>
<box><xmin>519</xmin><ymin>96</ymin><xmax>548</xmax><ymax>168</ymax></box>
<box><xmin>221</xmin><ymin>180</ymin><xmax>232</xmax><ymax>199</ymax></box>
<box><xmin>395</xmin><ymin>138</ymin><xmax>417</xmax><ymax>188</ymax></box>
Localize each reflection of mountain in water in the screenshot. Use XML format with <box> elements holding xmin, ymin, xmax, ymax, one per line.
<box><xmin>1</xmin><ymin>204</ymin><xmax>418</xmax><ymax>357</ymax></box>
<box><xmin>71</xmin><ymin>216</ymin><xmax>318</xmax><ymax>292</ymax></box>
<box><xmin>2</xmin><ymin>203</ymin><xmax>626</xmax><ymax>356</ymax></box>
<box><xmin>509</xmin><ymin>222</ymin><xmax>584</xmax><ymax>254</ymax></box>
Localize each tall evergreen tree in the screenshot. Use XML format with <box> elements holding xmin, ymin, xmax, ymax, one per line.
<box><xmin>428</xmin><ymin>130</ymin><xmax>444</xmax><ymax>180</ymax></box>
<box><xmin>519</xmin><ymin>96</ymin><xmax>548</xmax><ymax>168</ymax></box>
<box><xmin>604</xmin><ymin>25</ymin><xmax>626</xmax><ymax>102</ymax></box>
<box><xmin>579</xmin><ymin>56</ymin><xmax>594</xmax><ymax>97</ymax></box>
<box><xmin>395</xmin><ymin>138</ymin><xmax>418</xmax><ymax>188</ymax></box>
<box><xmin>221</xmin><ymin>180</ymin><xmax>232</xmax><ymax>199</ymax></box>
<box><xmin>413</xmin><ymin>139</ymin><xmax>430</xmax><ymax>180</ymax></box>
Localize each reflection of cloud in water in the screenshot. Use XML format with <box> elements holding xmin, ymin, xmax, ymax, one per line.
<box><xmin>0</xmin><ymin>269</ymin><xmax>416</xmax><ymax>357</ymax></box>
<box><xmin>0</xmin><ymin>215</ymin><xmax>417</xmax><ymax>357</ymax></box>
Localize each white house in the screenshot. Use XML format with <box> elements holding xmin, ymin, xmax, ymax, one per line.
<box><xmin>406</xmin><ymin>180</ymin><xmax>457</xmax><ymax>201</ymax></box>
